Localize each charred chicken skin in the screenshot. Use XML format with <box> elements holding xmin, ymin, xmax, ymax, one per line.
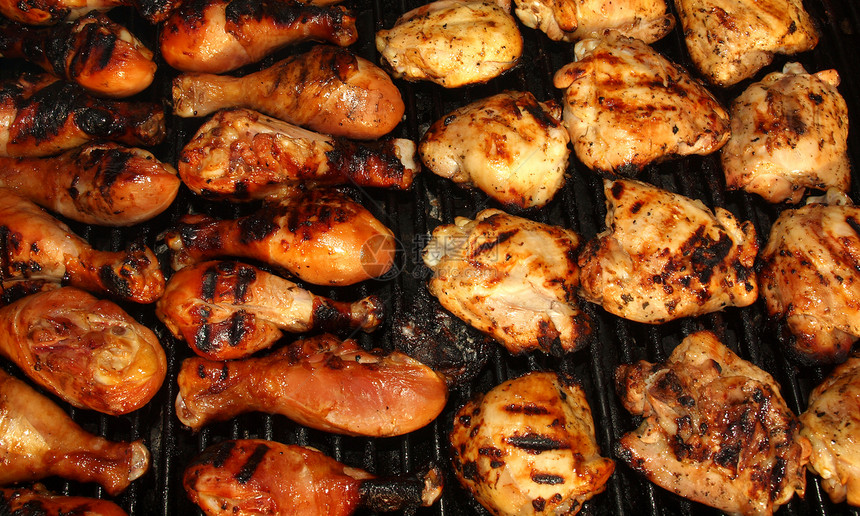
<box><xmin>0</xmin><ymin>141</ymin><xmax>180</xmax><ymax>226</ymax></box>
<box><xmin>176</xmin><ymin>333</ymin><xmax>449</xmax><ymax>436</ymax></box>
<box><xmin>0</xmin><ymin>12</ymin><xmax>156</xmax><ymax>98</ymax></box>
<box><xmin>722</xmin><ymin>63</ymin><xmax>850</xmax><ymax>204</ymax></box>
<box><xmin>616</xmin><ymin>331</ymin><xmax>809</xmax><ymax>516</ymax></box>
<box><xmin>0</xmin><ymin>368</ymin><xmax>150</xmax><ymax>495</ymax></box>
<box><xmin>0</xmin><ymin>287</ymin><xmax>166</xmax><ymax>415</ymax></box>
<box><xmin>759</xmin><ymin>190</ymin><xmax>860</xmax><ymax>364</ymax></box>
<box><xmin>156</xmin><ymin>260</ymin><xmax>384</xmax><ymax>360</ymax></box>
<box><xmin>172</xmin><ymin>45</ymin><xmax>405</xmax><ymax>140</ymax></box>
<box><xmin>451</xmin><ymin>371</ymin><xmax>615</xmax><ymax>515</ymax></box>
<box><xmin>0</xmin><ymin>485</ymin><xmax>128</xmax><ymax>516</ymax></box>
<box><xmin>184</xmin><ymin>439</ymin><xmax>443</xmax><ymax>516</ymax></box>
<box><xmin>178</xmin><ymin>108</ymin><xmax>417</xmax><ymax>201</ymax></box>
<box><xmin>423</xmin><ymin>209</ymin><xmax>591</xmax><ymax>356</ymax></box>
<box><xmin>162</xmin><ymin>188</ymin><xmax>395</xmax><ymax>286</ymax></box>
<box><xmin>159</xmin><ymin>0</ymin><xmax>358</xmax><ymax>74</ymax></box>
<box><xmin>0</xmin><ymin>0</ymin><xmax>182</xmax><ymax>24</ymax></box>
<box><xmin>0</xmin><ymin>73</ymin><xmax>165</xmax><ymax>158</ymax></box>
<box><xmin>578</xmin><ymin>179</ymin><xmax>759</xmax><ymax>323</ymax></box>
<box><xmin>553</xmin><ymin>32</ymin><xmax>730</xmax><ymax>175</ymax></box>
<box><xmin>0</xmin><ymin>190</ymin><xmax>165</xmax><ymax>304</ymax></box>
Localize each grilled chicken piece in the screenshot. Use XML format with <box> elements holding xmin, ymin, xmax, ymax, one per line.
<box><xmin>178</xmin><ymin>109</ymin><xmax>417</xmax><ymax>201</ymax></box>
<box><xmin>175</xmin><ymin>333</ymin><xmax>449</xmax><ymax>436</ymax></box>
<box><xmin>0</xmin><ymin>142</ymin><xmax>180</xmax><ymax>226</ymax></box>
<box><xmin>722</xmin><ymin>63</ymin><xmax>850</xmax><ymax>204</ymax></box>
<box><xmin>616</xmin><ymin>330</ymin><xmax>809</xmax><ymax>516</ymax></box>
<box><xmin>162</xmin><ymin>188</ymin><xmax>395</xmax><ymax>286</ymax></box>
<box><xmin>423</xmin><ymin>209</ymin><xmax>591</xmax><ymax>355</ymax></box>
<box><xmin>578</xmin><ymin>179</ymin><xmax>758</xmax><ymax>323</ymax></box>
<box><xmin>759</xmin><ymin>190</ymin><xmax>860</xmax><ymax>364</ymax></box>
<box><xmin>675</xmin><ymin>0</ymin><xmax>818</xmax><ymax>86</ymax></box>
<box><xmin>0</xmin><ymin>369</ymin><xmax>150</xmax><ymax>494</ymax></box>
<box><xmin>160</xmin><ymin>0</ymin><xmax>358</xmax><ymax>74</ymax></box>
<box><xmin>800</xmin><ymin>354</ymin><xmax>860</xmax><ymax>505</ymax></box>
<box><xmin>419</xmin><ymin>91</ymin><xmax>570</xmax><ymax>210</ymax></box>
<box><xmin>0</xmin><ymin>287</ymin><xmax>166</xmax><ymax>415</ymax></box>
<box><xmin>375</xmin><ymin>0</ymin><xmax>523</xmax><ymax>88</ymax></box>
<box><xmin>514</xmin><ymin>0</ymin><xmax>674</xmax><ymax>43</ymax></box>
<box><xmin>0</xmin><ymin>0</ymin><xmax>181</xmax><ymax>24</ymax></box>
<box><xmin>0</xmin><ymin>73</ymin><xmax>165</xmax><ymax>158</ymax></box>
<box><xmin>185</xmin><ymin>439</ymin><xmax>443</xmax><ymax>516</ymax></box>
<box><xmin>451</xmin><ymin>371</ymin><xmax>615</xmax><ymax>515</ymax></box>
<box><xmin>0</xmin><ymin>485</ymin><xmax>128</xmax><ymax>516</ymax></box>
<box><xmin>0</xmin><ymin>13</ymin><xmax>155</xmax><ymax>98</ymax></box>
<box><xmin>156</xmin><ymin>260</ymin><xmax>384</xmax><ymax>360</ymax></box>
<box><xmin>172</xmin><ymin>45</ymin><xmax>405</xmax><ymax>140</ymax></box>
<box><xmin>553</xmin><ymin>32</ymin><xmax>730</xmax><ymax>175</ymax></box>
<box><xmin>0</xmin><ymin>191</ymin><xmax>165</xmax><ymax>304</ymax></box>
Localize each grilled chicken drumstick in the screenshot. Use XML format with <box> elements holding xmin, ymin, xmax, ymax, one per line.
<box><xmin>0</xmin><ymin>0</ymin><xmax>182</xmax><ymax>24</ymax></box>
<box><xmin>156</xmin><ymin>260</ymin><xmax>384</xmax><ymax>360</ymax></box>
<box><xmin>0</xmin><ymin>191</ymin><xmax>165</xmax><ymax>303</ymax></box>
<box><xmin>185</xmin><ymin>439</ymin><xmax>443</xmax><ymax>516</ymax></box>
<box><xmin>0</xmin><ymin>142</ymin><xmax>180</xmax><ymax>226</ymax></box>
<box><xmin>0</xmin><ymin>485</ymin><xmax>128</xmax><ymax>516</ymax></box>
<box><xmin>0</xmin><ymin>73</ymin><xmax>165</xmax><ymax>158</ymax></box>
<box><xmin>0</xmin><ymin>287</ymin><xmax>166</xmax><ymax>415</ymax></box>
<box><xmin>160</xmin><ymin>0</ymin><xmax>358</xmax><ymax>74</ymax></box>
<box><xmin>451</xmin><ymin>371</ymin><xmax>615</xmax><ymax>515</ymax></box>
<box><xmin>0</xmin><ymin>12</ymin><xmax>156</xmax><ymax>98</ymax></box>
<box><xmin>163</xmin><ymin>188</ymin><xmax>395</xmax><ymax>286</ymax></box>
<box><xmin>178</xmin><ymin>109</ymin><xmax>417</xmax><ymax>201</ymax></box>
<box><xmin>176</xmin><ymin>333</ymin><xmax>448</xmax><ymax>436</ymax></box>
<box><xmin>172</xmin><ymin>46</ymin><xmax>405</xmax><ymax>140</ymax></box>
<box><xmin>0</xmin><ymin>369</ymin><xmax>150</xmax><ymax>494</ymax></box>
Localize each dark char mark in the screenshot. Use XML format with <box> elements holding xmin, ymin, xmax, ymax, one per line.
<box><xmin>233</xmin><ymin>443</ymin><xmax>270</xmax><ymax>484</ymax></box>
<box><xmin>470</xmin><ymin>229</ymin><xmax>517</xmax><ymax>259</ymax></box>
<box><xmin>98</xmin><ymin>264</ymin><xmax>132</xmax><ymax>299</ymax></box>
<box><xmin>506</xmin><ymin>433</ymin><xmax>568</xmax><ymax>452</ymax></box>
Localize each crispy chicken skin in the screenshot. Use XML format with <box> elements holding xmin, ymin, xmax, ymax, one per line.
<box><xmin>553</xmin><ymin>32</ymin><xmax>730</xmax><ymax>175</ymax></box>
<box><xmin>450</xmin><ymin>371</ymin><xmax>615</xmax><ymax>515</ymax></box>
<box><xmin>616</xmin><ymin>331</ymin><xmax>810</xmax><ymax>516</ymax></box>
<box><xmin>172</xmin><ymin>45</ymin><xmax>405</xmax><ymax>140</ymax></box>
<box><xmin>0</xmin><ymin>485</ymin><xmax>128</xmax><ymax>516</ymax></box>
<box><xmin>175</xmin><ymin>334</ymin><xmax>449</xmax><ymax>436</ymax></box>
<box><xmin>0</xmin><ymin>0</ymin><xmax>181</xmax><ymax>24</ymax></box>
<box><xmin>675</xmin><ymin>0</ymin><xmax>818</xmax><ymax>87</ymax></box>
<box><xmin>423</xmin><ymin>209</ymin><xmax>591</xmax><ymax>356</ymax></box>
<box><xmin>579</xmin><ymin>179</ymin><xmax>758</xmax><ymax>323</ymax></box>
<box><xmin>156</xmin><ymin>260</ymin><xmax>383</xmax><ymax>360</ymax></box>
<box><xmin>0</xmin><ymin>369</ymin><xmax>150</xmax><ymax>495</ymax></box>
<box><xmin>178</xmin><ymin>108</ymin><xmax>417</xmax><ymax>201</ymax></box>
<box><xmin>722</xmin><ymin>63</ymin><xmax>850</xmax><ymax>204</ymax></box>
<box><xmin>376</xmin><ymin>0</ymin><xmax>523</xmax><ymax>88</ymax></box>
<box><xmin>419</xmin><ymin>91</ymin><xmax>570</xmax><ymax>210</ymax></box>
<box><xmin>159</xmin><ymin>0</ymin><xmax>358</xmax><ymax>74</ymax></box>
<box><xmin>162</xmin><ymin>188</ymin><xmax>395</xmax><ymax>286</ymax></box>
<box><xmin>184</xmin><ymin>440</ymin><xmax>443</xmax><ymax>516</ymax></box>
<box><xmin>759</xmin><ymin>190</ymin><xmax>860</xmax><ymax>364</ymax></box>
<box><xmin>0</xmin><ymin>142</ymin><xmax>180</xmax><ymax>226</ymax></box>
<box><xmin>800</xmin><ymin>353</ymin><xmax>860</xmax><ymax>505</ymax></box>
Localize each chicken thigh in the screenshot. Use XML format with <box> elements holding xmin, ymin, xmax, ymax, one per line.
<box><xmin>578</xmin><ymin>179</ymin><xmax>759</xmax><ymax>323</ymax></box>
<box><xmin>722</xmin><ymin>63</ymin><xmax>850</xmax><ymax>204</ymax></box>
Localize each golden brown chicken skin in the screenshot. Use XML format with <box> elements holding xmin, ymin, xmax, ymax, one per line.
<box><xmin>0</xmin><ymin>485</ymin><xmax>128</xmax><ymax>516</ymax></box>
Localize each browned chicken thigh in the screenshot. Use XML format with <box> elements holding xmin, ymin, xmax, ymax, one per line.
<box><xmin>178</xmin><ymin>108</ymin><xmax>417</xmax><ymax>201</ymax></box>
<box><xmin>0</xmin><ymin>73</ymin><xmax>165</xmax><ymax>158</ymax></box>
<box><xmin>0</xmin><ymin>190</ymin><xmax>165</xmax><ymax>303</ymax></box>
<box><xmin>176</xmin><ymin>333</ymin><xmax>449</xmax><ymax>436</ymax></box>
<box><xmin>616</xmin><ymin>331</ymin><xmax>809</xmax><ymax>516</ymax></box>
<box><xmin>172</xmin><ymin>45</ymin><xmax>405</xmax><ymax>140</ymax></box>
<box><xmin>578</xmin><ymin>179</ymin><xmax>759</xmax><ymax>323</ymax></box>
<box><xmin>156</xmin><ymin>260</ymin><xmax>383</xmax><ymax>360</ymax></box>
<box><xmin>160</xmin><ymin>0</ymin><xmax>358</xmax><ymax>73</ymax></box>
<box><xmin>184</xmin><ymin>439</ymin><xmax>443</xmax><ymax>516</ymax></box>
<box><xmin>0</xmin><ymin>12</ymin><xmax>156</xmax><ymax>98</ymax></box>
<box><xmin>0</xmin><ymin>0</ymin><xmax>181</xmax><ymax>24</ymax></box>
<box><xmin>163</xmin><ymin>188</ymin><xmax>395</xmax><ymax>286</ymax></box>
<box><xmin>0</xmin><ymin>142</ymin><xmax>180</xmax><ymax>226</ymax></box>
<box><xmin>451</xmin><ymin>371</ymin><xmax>615</xmax><ymax>515</ymax></box>
<box><xmin>759</xmin><ymin>190</ymin><xmax>860</xmax><ymax>364</ymax></box>
<box><xmin>722</xmin><ymin>63</ymin><xmax>850</xmax><ymax>204</ymax></box>
<box><xmin>0</xmin><ymin>485</ymin><xmax>128</xmax><ymax>516</ymax></box>
<box><xmin>423</xmin><ymin>209</ymin><xmax>591</xmax><ymax>355</ymax></box>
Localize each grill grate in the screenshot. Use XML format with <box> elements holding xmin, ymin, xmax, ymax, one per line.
<box><xmin>2</xmin><ymin>0</ymin><xmax>860</xmax><ymax>514</ymax></box>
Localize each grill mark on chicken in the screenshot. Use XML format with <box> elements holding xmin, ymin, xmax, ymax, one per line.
<box><xmin>531</xmin><ymin>473</ymin><xmax>565</xmax><ymax>485</ymax></box>
<box><xmin>233</xmin><ymin>442</ymin><xmax>270</xmax><ymax>484</ymax></box>
<box><xmin>469</xmin><ymin>229</ymin><xmax>518</xmax><ymax>259</ymax></box>
<box><xmin>506</xmin><ymin>433</ymin><xmax>569</xmax><ymax>452</ymax></box>
<box><xmin>98</xmin><ymin>264</ymin><xmax>132</xmax><ymax>299</ymax></box>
